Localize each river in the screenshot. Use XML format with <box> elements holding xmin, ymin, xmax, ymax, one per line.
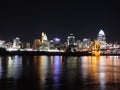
<box><xmin>0</xmin><ymin>55</ymin><xmax>120</xmax><ymax>90</ymax></box>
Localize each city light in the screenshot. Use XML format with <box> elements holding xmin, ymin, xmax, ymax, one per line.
<box><xmin>0</xmin><ymin>30</ymin><xmax>119</xmax><ymax>55</ymax></box>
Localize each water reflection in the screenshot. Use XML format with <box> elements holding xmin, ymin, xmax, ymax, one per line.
<box><xmin>0</xmin><ymin>55</ymin><xmax>120</xmax><ymax>90</ymax></box>
<box><xmin>0</xmin><ymin>56</ymin><xmax>22</xmax><ymax>79</ymax></box>
<box><xmin>0</xmin><ymin>57</ymin><xmax>2</xmax><ymax>78</ymax></box>
<box><xmin>80</xmin><ymin>56</ymin><xmax>120</xmax><ymax>90</ymax></box>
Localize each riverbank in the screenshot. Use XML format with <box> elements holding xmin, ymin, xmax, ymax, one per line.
<box><xmin>0</xmin><ymin>51</ymin><xmax>92</xmax><ymax>56</ymax></box>
<box><xmin>0</xmin><ymin>50</ymin><xmax>120</xmax><ymax>56</ymax></box>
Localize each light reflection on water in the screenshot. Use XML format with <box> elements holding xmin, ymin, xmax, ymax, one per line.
<box><xmin>0</xmin><ymin>57</ymin><xmax>2</xmax><ymax>78</ymax></box>
<box><xmin>0</xmin><ymin>56</ymin><xmax>22</xmax><ymax>79</ymax></box>
<box><xmin>0</xmin><ymin>55</ymin><xmax>120</xmax><ymax>90</ymax></box>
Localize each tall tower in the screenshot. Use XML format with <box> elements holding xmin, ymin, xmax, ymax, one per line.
<box><xmin>97</xmin><ymin>30</ymin><xmax>106</xmax><ymax>41</ymax></box>
<box><xmin>97</xmin><ymin>30</ymin><xmax>106</xmax><ymax>49</ymax></box>
<box><xmin>40</xmin><ymin>32</ymin><xmax>49</xmax><ymax>50</ymax></box>
<box><xmin>43</xmin><ymin>34</ymin><xmax>48</xmax><ymax>41</ymax></box>
<box><xmin>34</xmin><ymin>39</ymin><xmax>41</xmax><ymax>49</ymax></box>
<box><xmin>41</xmin><ymin>32</ymin><xmax>48</xmax><ymax>43</ymax></box>
<box><xmin>67</xmin><ymin>34</ymin><xmax>75</xmax><ymax>46</ymax></box>
<box><xmin>13</xmin><ymin>37</ymin><xmax>21</xmax><ymax>49</ymax></box>
<box><xmin>42</xmin><ymin>32</ymin><xmax>45</xmax><ymax>43</ymax></box>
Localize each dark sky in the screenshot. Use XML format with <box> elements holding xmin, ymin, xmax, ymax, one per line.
<box><xmin>0</xmin><ymin>1</ymin><xmax>120</xmax><ymax>43</ymax></box>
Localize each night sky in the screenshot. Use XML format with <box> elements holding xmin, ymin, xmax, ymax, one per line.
<box><xmin>0</xmin><ymin>1</ymin><xmax>120</xmax><ymax>43</ymax></box>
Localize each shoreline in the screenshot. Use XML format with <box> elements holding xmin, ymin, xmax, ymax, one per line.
<box><xmin>0</xmin><ymin>51</ymin><xmax>91</xmax><ymax>56</ymax></box>
<box><xmin>0</xmin><ymin>51</ymin><xmax>120</xmax><ymax>56</ymax></box>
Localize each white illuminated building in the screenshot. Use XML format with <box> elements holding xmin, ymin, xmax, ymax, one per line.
<box><xmin>97</xmin><ymin>30</ymin><xmax>106</xmax><ymax>49</ymax></box>
<box><xmin>67</xmin><ymin>34</ymin><xmax>75</xmax><ymax>46</ymax></box>
<box><xmin>7</xmin><ymin>37</ymin><xmax>21</xmax><ymax>51</ymax></box>
<box><xmin>43</xmin><ymin>34</ymin><xmax>48</xmax><ymax>41</ymax></box>
<box><xmin>10</xmin><ymin>37</ymin><xmax>21</xmax><ymax>51</ymax></box>
<box><xmin>0</xmin><ymin>40</ymin><xmax>5</xmax><ymax>48</ymax></box>
<box><xmin>40</xmin><ymin>32</ymin><xmax>49</xmax><ymax>51</ymax></box>
<box><xmin>42</xmin><ymin>32</ymin><xmax>48</xmax><ymax>43</ymax></box>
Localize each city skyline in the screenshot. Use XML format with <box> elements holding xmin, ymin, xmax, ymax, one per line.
<box><xmin>0</xmin><ymin>1</ymin><xmax>120</xmax><ymax>42</ymax></box>
<box><xmin>0</xmin><ymin>29</ymin><xmax>119</xmax><ymax>44</ymax></box>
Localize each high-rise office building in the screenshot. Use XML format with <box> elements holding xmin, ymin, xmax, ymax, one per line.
<box><xmin>12</xmin><ymin>37</ymin><xmax>21</xmax><ymax>49</ymax></box>
<box><xmin>97</xmin><ymin>30</ymin><xmax>106</xmax><ymax>49</ymax></box>
<box><xmin>34</xmin><ymin>39</ymin><xmax>41</xmax><ymax>49</ymax></box>
<box><xmin>0</xmin><ymin>40</ymin><xmax>5</xmax><ymax>48</ymax></box>
<box><xmin>42</xmin><ymin>32</ymin><xmax>44</xmax><ymax>43</ymax></box>
<box><xmin>97</xmin><ymin>30</ymin><xmax>106</xmax><ymax>41</ymax></box>
<box><xmin>41</xmin><ymin>32</ymin><xmax>48</xmax><ymax>43</ymax></box>
<box><xmin>67</xmin><ymin>34</ymin><xmax>75</xmax><ymax>46</ymax></box>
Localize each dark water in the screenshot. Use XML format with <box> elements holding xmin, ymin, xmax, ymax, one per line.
<box><xmin>0</xmin><ymin>55</ymin><xmax>120</xmax><ymax>90</ymax></box>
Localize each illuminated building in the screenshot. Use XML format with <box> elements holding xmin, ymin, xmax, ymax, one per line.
<box><xmin>49</xmin><ymin>38</ymin><xmax>61</xmax><ymax>50</ymax></box>
<box><xmin>54</xmin><ymin>38</ymin><xmax>60</xmax><ymax>42</ymax></box>
<box><xmin>49</xmin><ymin>40</ymin><xmax>54</xmax><ymax>49</ymax></box>
<box><xmin>26</xmin><ymin>42</ymin><xmax>31</xmax><ymax>48</ymax></box>
<box><xmin>5</xmin><ymin>42</ymin><xmax>12</xmax><ymax>49</ymax></box>
<box><xmin>42</xmin><ymin>32</ymin><xmax>44</xmax><ymax>43</ymax></box>
<box><xmin>43</xmin><ymin>34</ymin><xmax>48</xmax><ymax>41</ymax></box>
<box><xmin>53</xmin><ymin>38</ymin><xmax>61</xmax><ymax>49</ymax></box>
<box><xmin>40</xmin><ymin>32</ymin><xmax>49</xmax><ymax>50</ymax></box>
<box><xmin>20</xmin><ymin>42</ymin><xmax>25</xmax><ymax>49</ymax></box>
<box><xmin>97</xmin><ymin>30</ymin><xmax>106</xmax><ymax>49</ymax></box>
<box><xmin>76</xmin><ymin>40</ymin><xmax>82</xmax><ymax>48</ymax></box>
<box><xmin>0</xmin><ymin>40</ymin><xmax>5</xmax><ymax>48</ymax></box>
<box><xmin>34</xmin><ymin>39</ymin><xmax>41</xmax><ymax>50</ymax></box>
<box><xmin>98</xmin><ymin>30</ymin><xmax>106</xmax><ymax>41</ymax></box>
<box><xmin>67</xmin><ymin>34</ymin><xmax>75</xmax><ymax>47</ymax></box>
<box><xmin>83</xmin><ymin>38</ymin><xmax>92</xmax><ymax>49</ymax></box>
<box><xmin>12</xmin><ymin>37</ymin><xmax>21</xmax><ymax>49</ymax></box>
<box><xmin>40</xmin><ymin>41</ymin><xmax>49</xmax><ymax>50</ymax></box>
<box><xmin>92</xmin><ymin>40</ymin><xmax>100</xmax><ymax>56</ymax></box>
<box><xmin>41</xmin><ymin>32</ymin><xmax>48</xmax><ymax>43</ymax></box>
<box><xmin>66</xmin><ymin>34</ymin><xmax>76</xmax><ymax>52</ymax></box>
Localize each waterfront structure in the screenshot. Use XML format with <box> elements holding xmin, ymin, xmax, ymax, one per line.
<box><xmin>0</xmin><ymin>30</ymin><xmax>119</xmax><ymax>53</ymax></box>
<box><xmin>82</xmin><ymin>38</ymin><xmax>92</xmax><ymax>49</ymax></box>
<box><xmin>97</xmin><ymin>30</ymin><xmax>106</xmax><ymax>49</ymax></box>
<box><xmin>34</xmin><ymin>39</ymin><xmax>41</xmax><ymax>50</ymax></box>
<box><xmin>53</xmin><ymin>38</ymin><xmax>61</xmax><ymax>49</ymax></box>
<box><xmin>12</xmin><ymin>37</ymin><xmax>21</xmax><ymax>49</ymax></box>
<box><xmin>26</xmin><ymin>42</ymin><xmax>31</xmax><ymax>48</ymax></box>
<box><xmin>66</xmin><ymin>34</ymin><xmax>76</xmax><ymax>52</ymax></box>
<box><xmin>67</xmin><ymin>34</ymin><xmax>75</xmax><ymax>47</ymax></box>
<box><xmin>40</xmin><ymin>41</ymin><xmax>49</xmax><ymax>51</ymax></box>
<box><xmin>20</xmin><ymin>42</ymin><xmax>25</xmax><ymax>49</ymax></box>
<box><xmin>49</xmin><ymin>40</ymin><xmax>54</xmax><ymax>49</ymax></box>
<box><xmin>44</xmin><ymin>34</ymin><xmax>48</xmax><ymax>41</ymax></box>
<box><xmin>41</xmin><ymin>32</ymin><xmax>48</xmax><ymax>43</ymax></box>
<box><xmin>49</xmin><ymin>38</ymin><xmax>60</xmax><ymax>49</ymax></box>
<box><xmin>5</xmin><ymin>42</ymin><xmax>12</xmax><ymax>49</ymax></box>
<box><xmin>0</xmin><ymin>40</ymin><xmax>5</xmax><ymax>48</ymax></box>
<box><xmin>40</xmin><ymin>32</ymin><xmax>49</xmax><ymax>50</ymax></box>
<box><xmin>42</xmin><ymin>32</ymin><xmax>44</xmax><ymax>43</ymax></box>
<box><xmin>75</xmin><ymin>40</ymin><xmax>83</xmax><ymax>51</ymax></box>
<box><xmin>92</xmin><ymin>40</ymin><xmax>100</xmax><ymax>56</ymax></box>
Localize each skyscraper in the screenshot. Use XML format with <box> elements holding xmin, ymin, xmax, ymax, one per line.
<box><xmin>97</xmin><ymin>30</ymin><xmax>106</xmax><ymax>41</ymax></box>
<box><xmin>12</xmin><ymin>37</ymin><xmax>21</xmax><ymax>49</ymax></box>
<box><xmin>41</xmin><ymin>32</ymin><xmax>48</xmax><ymax>43</ymax></box>
<box><xmin>0</xmin><ymin>40</ymin><xmax>5</xmax><ymax>48</ymax></box>
<box><xmin>67</xmin><ymin>34</ymin><xmax>75</xmax><ymax>47</ymax></box>
<box><xmin>42</xmin><ymin>32</ymin><xmax>44</xmax><ymax>43</ymax></box>
<box><xmin>97</xmin><ymin>30</ymin><xmax>106</xmax><ymax>49</ymax></box>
